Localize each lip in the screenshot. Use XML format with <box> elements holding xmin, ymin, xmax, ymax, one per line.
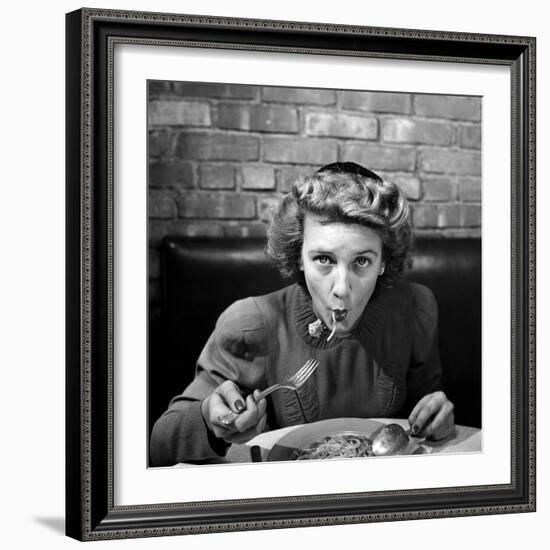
<box><xmin>330</xmin><ymin>308</ymin><xmax>348</xmax><ymax>323</ymax></box>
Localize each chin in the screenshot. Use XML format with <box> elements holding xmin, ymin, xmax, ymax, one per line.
<box><xmin>332</xmin><ymin>318</ymin><xmax>356</xmax><ymax>334</ymax></box>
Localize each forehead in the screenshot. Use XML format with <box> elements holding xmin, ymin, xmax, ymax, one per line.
<box><xmin>302</xmin><ymin>215</ymin><xmax>382</xmax><ymax>252</ymax></box>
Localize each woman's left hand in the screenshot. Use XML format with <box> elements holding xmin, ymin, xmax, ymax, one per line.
<box><xmin>408</xmin><ymin>391</ymin><xmax>455</xmax><ymax>440</ymax></box>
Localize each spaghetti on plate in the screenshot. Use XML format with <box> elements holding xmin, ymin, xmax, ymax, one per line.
<box><xmin>293</xmin><ymin>432</ymin><xmax>374</xmax><ymax>460</ymax></box>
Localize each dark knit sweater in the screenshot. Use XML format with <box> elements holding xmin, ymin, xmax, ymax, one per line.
<box><xmin>150</xmin><ymin>281</ymin><xmax>443</xmax><ymax>465</ymax></box>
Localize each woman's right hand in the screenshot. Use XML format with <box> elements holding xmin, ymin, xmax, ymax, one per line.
<box><xmin>201</xmin><ymin>380</ymin><xmax>268</xmax><ymax>445</ymax></box>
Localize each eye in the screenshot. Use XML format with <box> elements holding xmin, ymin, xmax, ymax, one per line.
<box><xmin>314</xmin><ymin>254</ymin><xmax>332</xmax><ymax>265</ymax></box>
<box><xmin>354</xmin><ymin>256</ymin><xmax>372</xmax><ymax>267</ymax></box>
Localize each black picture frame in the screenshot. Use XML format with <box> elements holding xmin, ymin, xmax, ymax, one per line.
<box><xmin>66</xmin><ymin>8</ymin><xmax>536</xmax><ymax>541</ymax></box>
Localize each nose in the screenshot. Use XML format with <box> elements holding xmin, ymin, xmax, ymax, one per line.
<box><xmin>331</xmin><ymin>265</ymin><xmax>351</xmax><ymax>301</ymax></box>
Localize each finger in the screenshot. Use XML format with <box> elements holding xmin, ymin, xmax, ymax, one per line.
<box><xmin>424</xmin><ymin>403</ymin><xmax>455</xmax><ymax>440</ymax></box>
<box><xmin>411</xmin><ymin>393</ymin><xmax>443</xmax><ymax>435</ymax></box>
<box><xmin>232</xmin><ymin>393</ymin><xmax>261</xmax><ymax>433</ymax></box>
<box><xmin>408</xmin><ymin>393</ymin><xmax>434</xmax><ymax>429</ymax></box>
<box><xmin>209</xmin><ymin>391</ymin><xmax>236</xmax><ymax>419</ymax></box>
<box><xmin>217</xmin><ymin>381</ymin><xmax>246</xmax><ymax>413</ymax></box>
<box><xmin>421</xmin><ymin>400</ymin><xmax>453</xmax><ymax>439</ymax></box>
<box><xmin>216</xmin><ymin>410</ymin><xmax>240</xmax><ymax>427</ymax></box>
<box><xmin>209</xmin><ymin>408</ymin><xmax>237</xmax><ymax>439</ymax></box>
<box><xmin>431</xmin><ymin>421</ymin><xmax>455</xmax><ymax>441</ymax></box>
<box><xmin>207</xmin><ymin>393</ymin><xmax>240</xmax><ymax>433</ymax></box>
<box><xmin>426</xmin><ymin>416</ymin><xmax>454</xmax><ymax>440</ymax></box>
<box><xmin>253</xmin><ymin>389</ymin><xmax>267</xmax><ymax>418</ymax></box>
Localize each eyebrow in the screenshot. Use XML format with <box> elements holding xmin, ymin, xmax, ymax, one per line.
<box><xmin>356</xmin><ymin>249</ymin><xmax>379</xmax><ymax>256</ymax></box>
<box><xmin>309</xmin><ymin>248</ymin><xmax>379</xmax><ymax>257</ymax></box>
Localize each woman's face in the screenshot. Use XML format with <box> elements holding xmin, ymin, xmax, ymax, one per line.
<box><xmin>300</xmin><ymin>215</ymin><xmax>383</xmax><ymax>338</ymax></box>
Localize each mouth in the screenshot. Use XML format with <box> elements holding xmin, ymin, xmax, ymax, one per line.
<box><xmin>326</xmin><ymin>308</ymin><xmax>348</xmax><ymax>342</ymax></box>
<box><xmin>331</xmin><ymin>308</ymin><xmax>348</xmax><ymax>322</ymax></box>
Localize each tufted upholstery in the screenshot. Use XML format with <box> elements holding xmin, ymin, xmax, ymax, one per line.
<box><xmin>150</xmin><ymin>236</ymin><xmax>481</xmax><ymax>429</ymax></box>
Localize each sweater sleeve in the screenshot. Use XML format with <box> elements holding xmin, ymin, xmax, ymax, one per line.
<box><xmin>404</xmin><ymin>283</ymin><xmax>444</xmax><ymax>410</ymax></box>
<box><xmin>150</xmin><ymin>297</ymin><xmax>268</xmax><ymax>466</ymax></box>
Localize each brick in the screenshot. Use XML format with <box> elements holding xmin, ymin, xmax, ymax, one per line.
<box><xmin>458</xmin><ymin>124</ymin><xmax>482</xmax><ymax>149</ymax></box>
<box><xmin>413</xmin><ymin>95</ymin><xmax>481</xmax><ymax>121</ymax></box>
<box><xmin>415</xmin><ymin>228</ymin><xmax>481</xmax><ymax>239</ymax></box>
<box><xmin>171</xmin><ymin>82</ymin><xmax>258</xmax><ymax>99</ymax></box>
<box><xmin>149</xmin><ymin>159</ymin><xmax>195</xmax><ymax>188</ymax></box>
<box><xmin>148</xmin><ymin>131</ymin><xmax>173</xmax><ymax>157</ymax></box>
<box><xmin>176</xmin><ymin>132</ymin><xmax>259</xmax><ymax>161</ymax></box>
<box><xmin>391</xmin><ymin>175</ymin><xmax>422</xmax><ymax>201</ymax></box>
<box><xmin>240</xmin><ymin>165</ymin><xmax>276</xmax><ymax>190</ymax></box>
<box><xmin>381</xmin><ymin>118</ymin><xmax>453</xmax><ymax>146</ymax></box>
<box><xmin>442</xmin><ymin>204</ymin><xmax>462</xmax><ymax>227</ymax></box>
<box><xmin>263</xmin><ymin>137</ymin><xmax>337</xmax><ymax>165</ymax></box>
<box><xmin>199</xmin><ymin>163</ymin><xmax>235</xmax><ymax>189</ymax></box>
<box><xmin>419</xmin><ymin>149</ymin><xmax>481</xmax><ymax>175</ymax></box>
<box><xmin>458</xmin><ymin>177</ymin><xmax>482</xmax><ymax>201</ymax></box>
<box><xmin>217</xmin><ymin>104</ymin><xmax>298</xmax><ymax>133</ymax></box>
<box><xmin>178</xmin><ymin>191</ymin><xmax>256</xmax><ymax>219</ymax></box>
<box><xmin>305</xmin><ymin>112</ymin><xmax>377</xmax><ymax>139</ymax></box>
<box><xmin>422</xmin><ymin>176</ymin><xmax>455</xmax><ymax>201</ymax></box>
<box><xmin>460</xmin><ymin>204</ymin><xmax>482</xmax><ymax>227</ymax></box>
<box><xmin>148</xmin><ymin>248</ymin><xmax>161</xmax><ymax>279</ymax></box>
<box><xmin>339</xmin><ymin>91</ymin><xmax>411</xmax><ymax>114</ymax></box>
<box><xmin>412</xmin><ymin>204</ymin><xmax>438</xmax><ymax>228</ymax></box>
<box><xmin>341</xmin><ymin>144</ymin><xmax>416</xmax><ymax>172</ymax></box>
<box><xmin>223</xmin><ymin>222</ymin><xmax>268</xmax><ymax>238</ymax></box>
<box><xmin>262</xmin><ymin>87</ymin><xmax>336</xmax><ymax>105</ymax></box>
<box><xmin>177</xmin><ymin>222</ymin><xmax>224</xmax><ymax>237</ymax></box>
<box><xmin>277</xmin><ymin>166</ymin><xmax>312</xmax><ymax>192</ymax></box>
<box><xmin>149</xmin><ymin>100</ymin><xmax>211</xmax><ymax>127</ymax></box>
<box><xmin>148</xmin><ymin>190</ymin><xmax>176</xmax><ymax>219</ymax></box>
<box><xmin>412</xmin><ymin>203</ymin><xmax>462</xmax><ymax>228</ymax></box>
<box><xmin>258</xmin><ymin>196</ymin><xmax>283</xmax><ymax>222</ymax></box>
<box><xmin>148</xmin><ymin>220</ymin><xmax>222</xmax><ymax>246</ymax></box>
<box><xmin>148</xmin><ymin>81</ymin><xmax>171</xmax><ymax>96</ymax></box>
<box><xmin>413</xmin><ymin>204</ymin><xmax>481</xmax><ymax>229</ymax></box>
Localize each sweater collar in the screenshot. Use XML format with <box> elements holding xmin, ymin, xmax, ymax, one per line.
<box><xmin>292</xmin><ymin>283</ymin><xmax>388</xmax><ymax>349</ymax></box>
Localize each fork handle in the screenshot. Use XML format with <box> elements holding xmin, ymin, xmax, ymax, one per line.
<box><xmin>217</xmin><ymin>385</ymin><xmax>286</xmax><ymax>425</ymax></box>
<box><xmin>255</xmin><ymin>383</ymin><xmax>285</xmax><ymax>401</ymax></box>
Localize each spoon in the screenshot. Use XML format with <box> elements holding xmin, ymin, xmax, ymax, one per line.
<box><xmin>371</xmin><ymin>423</ymin><xmax>410</xmax><ymax>456</ymax></box>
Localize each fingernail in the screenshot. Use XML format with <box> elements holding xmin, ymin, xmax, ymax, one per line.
<box><xmin>411</xmin><ymin>424</ymin><xmax>419</xmax><ymax>435</ymax></box>
<box><xmin>234</xmin><ymin>399</ymin><xmax>245</xmax><ymax>412</ymax></box>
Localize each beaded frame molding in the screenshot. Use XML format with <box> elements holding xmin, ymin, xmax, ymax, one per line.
<box><xmin>66</xmin><ymin>7</ymin><xmax>536</xmax><ymax>541</ymax></box>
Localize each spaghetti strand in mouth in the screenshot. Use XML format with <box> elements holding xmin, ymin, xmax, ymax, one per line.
<box><xmin>333</xmin><ymin>309</ymin><xmax>347</xmax><ymax>322</ymax></box>
<box><xmin>327</xmin><ymin>309</ymin><xmax>347</xmax><ymax>342</ymax></box>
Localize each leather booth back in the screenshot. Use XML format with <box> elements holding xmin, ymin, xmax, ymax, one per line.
<box><xmin>154</xmin><ymin>236</ymin><xmax>481</xmax><ymax>428</ymax></box>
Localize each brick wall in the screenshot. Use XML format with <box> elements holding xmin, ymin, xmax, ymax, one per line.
<box><xmin>148</xmin><ymin>81</ymin><xmax>482</xmax><ymax>304</ymax></box>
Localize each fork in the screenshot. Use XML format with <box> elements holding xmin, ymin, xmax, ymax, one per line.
<box><xmin>217</xmin><ymin>358</ymin><xmax>319</xmax><ymax>425</ymax></box>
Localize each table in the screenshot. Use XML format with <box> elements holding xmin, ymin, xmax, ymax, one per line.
<box><xmin>225</xmin><ymin>417</ymin><xmax>482</xmax><ymax>463</ymax></box>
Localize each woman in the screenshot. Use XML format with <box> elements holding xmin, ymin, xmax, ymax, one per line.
<box><xmin>150</xmin><ymin>162</ymin><xmax>454</xmax><ymax>466</ymax></box>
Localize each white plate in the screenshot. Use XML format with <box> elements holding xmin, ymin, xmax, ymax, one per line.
<box><xmin>267</xmin><ymin>418</ymin><xmax>422</xmax><ymax>462</ymax></box>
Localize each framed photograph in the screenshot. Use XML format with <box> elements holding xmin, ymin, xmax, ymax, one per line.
<box><xmin>66</xmin><ymin>7</ymin><xmax>536</xmax><ymax>541</ymax></box>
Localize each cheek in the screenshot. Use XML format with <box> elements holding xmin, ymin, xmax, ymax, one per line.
<box><xmin>354</xmin><ymin>274</ymin><xmax>378</xmax><ymax>302</ymax></box>
<box><xmin>304</xmin><ymin>268</ymin><xmax>334</xmax><ymax>308</ymax></box>
<box><xmin>303</xmin><ymin>265</ymin><xmax>323</xmax><ymax>293</ymax></box>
